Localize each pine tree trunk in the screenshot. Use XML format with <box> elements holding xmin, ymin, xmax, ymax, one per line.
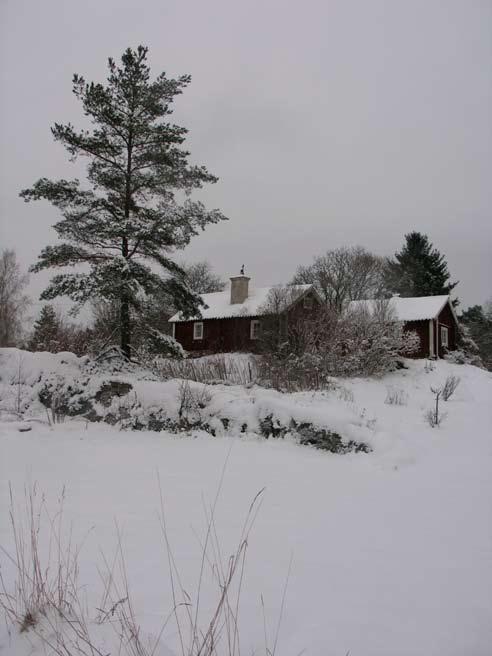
<box><xmin>120</xmin><ymin>294</ymin><xmax>131</xmax><ymax>359</ymax></box>
<box><xmin>120</xmin><ymin>125</ymin><xmax>133</xmax><ymax>360</ymax></box>
<box><xmin>120</xmin><ymin>230</ymin><xmax>131</xmax><ymax>358</ymax></box>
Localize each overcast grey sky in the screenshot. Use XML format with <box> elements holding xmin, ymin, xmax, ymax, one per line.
<box><xmin>1</xmin><ymin>0</ymin><xmax>491</xmax><ymax>312</ymax></box>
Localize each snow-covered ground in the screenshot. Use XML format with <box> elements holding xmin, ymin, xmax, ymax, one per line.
<box><xmin>1</xmin><ymin>356</ymin><xmax>491</xmax><ymax>655</ymax></box>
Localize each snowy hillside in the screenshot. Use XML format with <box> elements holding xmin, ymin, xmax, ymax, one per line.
<box><xmin>0</xmin><ymin>351</ymin><xmax>491</xmax><ymax>655</ymax></box>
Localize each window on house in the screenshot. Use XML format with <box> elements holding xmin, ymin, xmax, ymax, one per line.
<box><xmin>440</xmin><ymin>325</ymin><xmax>449</xmax><ymax>349</ymax></box>
<box><xmin>250</xmin><ymin>320</ymin><xmax>261</xmax><ymax>340</ymax></box>
<box><xmin>193</xmin><ymin>322</ymin><xmax>204</xmax><ymax>340</ymax></box>
<box><xmin>303</xmin><ymin>295</ymin><xmax>313</xmax><ymax>309</ymax></box>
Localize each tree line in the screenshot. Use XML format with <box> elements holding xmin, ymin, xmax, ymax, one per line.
<box><xmin>2</xmin><ymin>235</ymin><xmax>491</xmax><ymax>368</ymax></box>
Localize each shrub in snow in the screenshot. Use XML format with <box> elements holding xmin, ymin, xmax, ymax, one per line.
<box><xmin>444</xmin><ymin>328</ymin><xmax>483</xmax><ymax>367</ymax></box>
<box><xmin>333</xmin><ymin>301</ymin><xmax>420</xmax><ymax>377</ymax></box>
<box><xmin>449</xmin><ymin>323</ymin><xmax>485</xmax><ymax>368</ymax></box>
<box><xmin>385</xmin><ymin>387</ymin><xmax>408</xmax><ymax>406</ymax></box>
<box><xmin>138</xmin><ymin>327</ymin><xmax>186</xmax><ymax>359</ymax></box>
<box><xmin>424</xmin><ymin>359</ymin><xmax>436</xmax><ymax>373</ymax></box>
<box><xmin>152</xmin><ymin>353</ymin><xmax>258</xmax><ymax>386</ymax></box>
<box><xmin>441</xmin><ymin>374</ymin><xmax>460</xmax><ymax>401</ymax></box>
<box><xmin>258</xmin><ymin>300</ymin><xmax>420</xmax><ymax>390</ymax></box>
<box><xmin>176</xmin><ymin>379</ymin><xmax>213</xmax><ymax>428</ymax></box>
<box><xmin>258</xmin><ymin>351</ymin><xmax>333</xmax><ymax>393</ymax></box>
<box><xmin>337</xmin><ymin>385</ymin><xmax>355</xmax><ymax>403</ymax></box>
<box><xmin>425</xmin><ymin>386</ymin><xmax>447</xmax><ymax>428</ymax></box>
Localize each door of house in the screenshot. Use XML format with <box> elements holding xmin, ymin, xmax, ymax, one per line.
<box><xmin>429</xmin><ymin>320</ymin><xmax>435</xmax><ymax>358</ymax></box>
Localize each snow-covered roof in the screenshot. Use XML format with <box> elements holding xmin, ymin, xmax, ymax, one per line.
<box><xmin>169</xmin><ymin>284</ymin><xmax>313</xmax><ymax>322</ymax></box>
<box><xmin>347</xmin><ymin>295</ymin><xmax>457</xmax><ymax>322</ymax></box>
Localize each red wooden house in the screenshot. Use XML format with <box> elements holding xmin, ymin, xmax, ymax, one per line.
<box><xmin>169</xmin><ymin>274</ymin><xmax>321</xmax><ymax>353</ymax></box>
<box><xmin>348</xmin><ymin>295</ymin><xmax>459</xmax><ymax>358</ymax></box>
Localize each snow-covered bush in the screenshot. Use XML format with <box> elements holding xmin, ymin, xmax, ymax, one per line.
<box><xmin>332</xmin><ymin>301</ymin><xmax>420</xmax><ymax>377</ymax></box>
<box><xmin>447</xmin><ymin>324</ymin><xmax>484</xmax><ymax>367</ymax></box>
<box><xmin>258</xmin><ymin>299</ymin><xmax>420</xmax><ymax>390</ymax></box>
<box><xmin>258</xmin><ymin>351</ymin><xmax>332</xmax><ymax>392</ymax></box>
<box><xmin>140</xmin><ymin>327</ymin><xmax>186</xmax><ymax>359</ymax></box>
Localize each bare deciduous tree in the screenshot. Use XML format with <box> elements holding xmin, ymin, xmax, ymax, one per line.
<box><xmin>292</xmin><ymin>246</ymin><xmax>385</xmax><ymax>312</ymax></box>
<box><xmin>258</xmin><ymin>295</ymin><xmax>420</xmax><ymax>390</ymax></box>
<box><xmin>0</xmin><ymin>249</ymin><xmax>30</xmax><ymax>347</ymax></box>
<box><xmin>180</xmin><ymin>260</ymin><xmax>226</xmax><ymax>294</ymax></box>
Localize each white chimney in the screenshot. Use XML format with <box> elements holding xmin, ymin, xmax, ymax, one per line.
<box><xmin>230</xmin><ymin>275</ymin><xmax>250</xmax><ymax>304</ymax></box>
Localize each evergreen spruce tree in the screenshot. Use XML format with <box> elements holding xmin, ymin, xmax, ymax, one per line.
<box><xmin>21</xmin><ymin>46</ymin><xmax>227</xmax><ymax>358</ymax></box>
<box><xmin>29</xmin><ymin>305</ymin><xmax>60</xmax><ymax>352</ymax></box>
<box><xmin>460</xmin><ymin>304</ymin><xmax>492</xmax><ymax>370</ymax></box>
<box><xmin>385</xmin><ymin>232</ymin><xmax>458</xmax><ymax>300</ymax></box>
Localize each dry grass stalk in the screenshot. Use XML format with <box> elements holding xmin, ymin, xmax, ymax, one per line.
<box><xmin>153</xmin><ymin>355</ymin><xmax>258</xmax><ymax>387</ymax></box>
<box><xmin>425</xmin><ymin>386</ymin><xmax>447</xmax><ymax>428</ymax></box>
<box><xmin>384</xmin><ymin>387</ymin><xmax>408</xmax><ymax>406</ymax></box>
<box><xmin>442</xmin><ymin>374</ymin><xmax>460</xmax><ymax>401</ymax></box>
<box><xmin>1</xmin><ymin>478</ymin><xmax>286</xmax><ymax>656</ymax></box>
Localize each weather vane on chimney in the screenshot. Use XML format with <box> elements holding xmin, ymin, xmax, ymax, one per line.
<box><xmin>240</xmin><ymin>264</ymin><xmax>245</xmax><ymax>275</ymax></box>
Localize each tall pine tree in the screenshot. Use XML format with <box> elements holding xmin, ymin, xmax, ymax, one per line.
<box><xmin>385</xmin><ymin>232</ymin><xmax>458</xmax><ymax>300</ymax></box>
<box><xmin>20</xmin><ymin>46</ymin><xmax>227</xmax><ymax>358</ymax></box>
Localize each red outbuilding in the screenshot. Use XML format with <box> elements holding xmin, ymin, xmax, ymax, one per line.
<box><xmin>348</xmin><ymin>295</ymin><xmax>459</xmax><ymax>358</ymax></box>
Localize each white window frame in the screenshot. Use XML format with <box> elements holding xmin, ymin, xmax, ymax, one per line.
<box><xmin>250</xmin><ymin>320</ymin><xmax>261</xmax><ymax>340</ymax></box>
<box><xmin>193</xmin><ymin>322</ymin><xmax>204</xmax><ymax>340</ymax></box>
<box><xmin>440</xmin><ymin>325</ymin><xmax>449</xmax><ymax>349</ymax></box>
<box><xmin>303</xmin><ymin>295</ymin><xmax>313</xmax><ymax>309</ymax></box>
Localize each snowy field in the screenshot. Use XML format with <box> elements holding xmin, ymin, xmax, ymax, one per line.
<box><xmin>1</xmin><ymin>358</ymin><xmax>492</xmax><ymax>655</ymax></box>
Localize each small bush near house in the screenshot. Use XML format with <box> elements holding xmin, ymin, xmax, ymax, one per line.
<box><xmin>425</xmin><ymin>385</ymin><xmax>447</xmax><ymax>428</ymax></box>
<box><xmin>257</xmin><ymin>297</ymin><xmax>420</xmax><ymax>391</ymax></box>
<box><xmin>424</xmin><ymin>360</ymin><xmax>436</xmax><ymax>373</ymax></box>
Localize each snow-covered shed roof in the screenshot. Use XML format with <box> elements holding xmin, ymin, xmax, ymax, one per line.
<box><xmin>347</xmin><ymin>295</ymin><xmax>458</xmax><ymax>322</ymax></box>
<box><xmin>169</xmin><ymin>284</ymin><xmax>313</xmax><ymax>322</ymax></box>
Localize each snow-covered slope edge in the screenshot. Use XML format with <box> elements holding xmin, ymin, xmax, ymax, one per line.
<box><xmin>1</xmin><ymin>347</ymin><xmax>491</xmax><ymax>455</ymax></box>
